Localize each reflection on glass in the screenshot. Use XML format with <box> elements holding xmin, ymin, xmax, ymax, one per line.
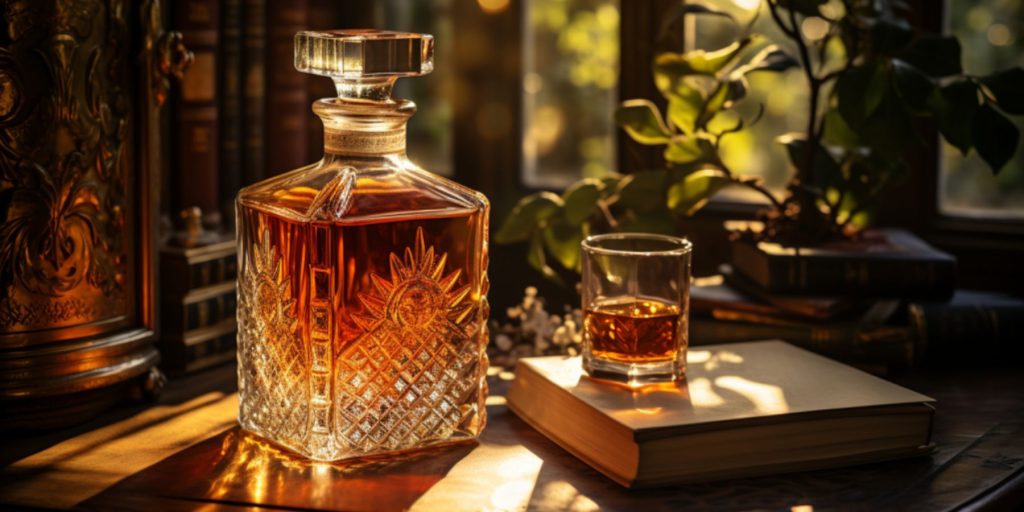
<box><xmin>523</xmin><ymin>0</ymin><xmax>620</xmax><ymax>188</ymax></box>
<box><xmin>941</xmin><ymin>0</ymin><xmax>1024</xmax><ymax>218</ymax></box>
<box><xmin>378</xmin><ymin>0</ymin><xmax>455</xmax><ymax>176</ymax></box>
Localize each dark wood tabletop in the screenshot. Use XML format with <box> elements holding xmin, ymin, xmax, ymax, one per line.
<box><xmin>3</xmin><ymin>359</ymin><xmax>1023</xmax><ymax>511</ymax></box>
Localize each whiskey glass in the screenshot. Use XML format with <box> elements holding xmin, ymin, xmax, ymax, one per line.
<box><xmin>581</xmin><ymin>233</ymin><xmax>691</xmax><ymax>385</ymax></box>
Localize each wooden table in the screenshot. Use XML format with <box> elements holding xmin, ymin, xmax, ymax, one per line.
<box><xmin>3</xmin><ymin>361</ymin><xmax>1024</xmax><ymax>511</ymax></box>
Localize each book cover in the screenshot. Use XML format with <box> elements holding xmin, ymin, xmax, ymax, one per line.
<box><xmin>731</xmin><ymin>229</ymin><xmax>956</xmax><ymax>298</ymax></box>
<box><xmin>508</xmin><ymin>341</ymin><xmax>934</xmax><ymax>487</ymax></box>
<box><xmin>172</xmin><ymin>0</ymin><xmax>221</xmax><ymax>226</ymax></box>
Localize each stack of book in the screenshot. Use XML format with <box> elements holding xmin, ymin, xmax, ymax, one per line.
<box><xmin>159</xmin><ymin>240</ymin><xmax>239</xmax><ymax>375</ymax></box>
<box><xmin>692</xmin><ymin>228</ymin><xmax>1024</xmax><ymax>372</ymax></box>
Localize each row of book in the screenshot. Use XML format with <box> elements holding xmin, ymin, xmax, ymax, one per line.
<box><xmin>172</xmin><ymin>0</ymin><xmax>342</xmax><ymax>229</ymax></box>
<box><xmin>159</xmin><ymin>240</ymin><xmax>239</xmax><ymax>376</ymax></box>
<box><xmin>691</xmin><ymin>229</ymin><xmax>1024</xmax><ymax>373</ymax></box>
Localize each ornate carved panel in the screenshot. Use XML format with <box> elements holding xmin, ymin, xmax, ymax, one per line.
<box><xmin>0</xmin><ymin>0</ymin><xmax>132</xmax><ymax>341</ymax></box>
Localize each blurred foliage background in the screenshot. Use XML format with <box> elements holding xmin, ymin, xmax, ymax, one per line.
<box><xmin>942</xmin><ymin>0</ymin><xmax>1024</xmax><ymax>218</ymax></box>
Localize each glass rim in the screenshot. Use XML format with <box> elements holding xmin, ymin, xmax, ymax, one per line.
<box><xmin>581</xmin><ymin>232</ymin><xmax>692</xmax><ymax>257</ymax></box>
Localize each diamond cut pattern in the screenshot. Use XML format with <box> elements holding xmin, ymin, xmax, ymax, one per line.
<box><xmin>238</xmin><ymin>231</ymin><xmax>309</xmax><ymax>442</ymax></box>
<box><xmin>333</xmin><ymin>228</ymin><xmax>480</xmax><ymax>453</ymax></box>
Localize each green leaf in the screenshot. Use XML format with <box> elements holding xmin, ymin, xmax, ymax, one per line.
<box><xmin>823</xmin><ymin>108</ymin><xmax>860</xmax><ymax>147</ymax></box>
<box><xmin>837</xmin><ymin>62</ymin><xmax>888</xmax><ymax>128</ymax></box>
<box><xmin>666</xmin><ymin>84</ymin><xmax>704</xmax><ymax>134</ymax></box>
<box><xmin>667</xmin><ymin>169</ymin><xmax>735</xmax><ymax>215</ymax></box>
<box><xmin>892</xmin><ymin>59</ymin><xmax>935</xmax><ymax>114</ymax></box>
<box><xmin>972</xmin><ymin>104</ymin><xmax>1020</xmax><ymax>174</ymax></box>
<box><xmin>778</xmin><ymin>133</ymin><xmax>841</xmax><ymax>189</ymax></box>
<box><xmin>653</xmin><ymin>36</ymin><xmax>758</xmax><ymax>82</ymax></box>
<box><xmin>896</xmin><ymin>36</ymin><xmax>961</xmax><ymax>77</ymax></box>
<box><xmin>868</xmin><ymin>18</ymin><xmax>913</xmax><ymax>54</ymax></box>
<box><xmin>659</xmin><ymin>3</ymin><xmax>735</xmax><ymax>39</ymax></box>
<box><xmin>542</xmin><ymin>219</ymin><xmax>584</xmax><ymax>272</ymax></box>
<box><xmin>732</xmin><ymin>46</ymin><xmax>798</xmax><ymax>76</ymax></box>
<box><xmin>696</xmin><ymin>80</ymin><xmax>732</xmax><ymax>128</ymax></box>
<box><xmin>615</xmin><ymin>99</ymin><xmax>672</xmax><ymax>145</ymax></box>
<box><xmin>527</xmin><ymin>231</ymin><xmax>563</xmax><ymax>285</ymax></box>
<box><xmin>561</xmin><ymin>179</ymin><xmax>602</xmax><ymax>225</ymax></box>
<box><xmin>617</xmin><ymin>170</ymin><xmax>668</xmax><ymax>213</ymax></box>
<box><xmin>494</xmin><ymin>192</ymin><xmax>562</xmax><ymax>244</ymax></box>
<box><xmin>928</xmin><ymin>80</ymin><xmax>979</xmax><ymax>154</ymax></box>
<box><xmin>599</xmin><ymin>175</ymin><xmax>624</xmax><ymax>198</ymax></box>
<box><xmin>619</xmin><ymin>211</ymin><xmax>677</xmax><ymax>235</ymax></box>
<box><xmin>982</xmin><ymin>67</ymin><xmax>1024</xmax><ymax>115</ymax></box>
<box><xmin>663</xmin><ymin>136</ymin><xmax>705</xmax><ymax>164</ymax></box>
<box><xmin>862</xmin><ymin>86</ymin><xmax>915</xmax><ymax>157</ymax></box>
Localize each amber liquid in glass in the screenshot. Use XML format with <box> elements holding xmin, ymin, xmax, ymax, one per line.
<box><xmin>236</xmin><ymin>175</ymin><xmax>488</xmax><ymax>460</ymax></box>
<box><xmin>584</xmin><ymin>297</ymin><xmax>682</xmax><ymax>363</ymax></box>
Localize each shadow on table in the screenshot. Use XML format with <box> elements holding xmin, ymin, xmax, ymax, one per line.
<box><xmin>83</xmin><ymin>426</ymin><xmax>476</xmax><ymax>511</ymax></box>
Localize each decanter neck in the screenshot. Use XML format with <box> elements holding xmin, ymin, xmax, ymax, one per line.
<box><xmin>314</xmin><ymin>95</ymin><xmax>414</xmax><ymax>157</ymax></box>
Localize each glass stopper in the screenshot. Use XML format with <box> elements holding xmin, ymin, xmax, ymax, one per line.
<box><xmin>294</xmin><ymin>29</ymin><xmax>434</xmax><ymax>79</ymax></box>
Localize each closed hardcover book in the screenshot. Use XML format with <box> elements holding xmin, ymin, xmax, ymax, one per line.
<box><xmin>689</xmin><ymin>315</ymin><xmax>914</xmax><ymax>372</ymax></box>
<box><xmin>172</xmin><ymin>0</ymin><xmax>221</xmax><ymax>224</ymax></box>
<box><xmin>910</xmin><ymin>289</ymin><xmax>1024</xmax><ymax>362</ymax></box>
<box><xmin>507</xmin><ymin>341</ymin><xmax>934</xmax><ymax>488</ymax></box>
<box><xmin>731</xmin><ymin>229</ymin><xmax>956</xmax><ymax>298</ymax></box>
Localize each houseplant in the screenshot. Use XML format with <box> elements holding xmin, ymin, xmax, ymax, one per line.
<box><xmin>495</xmin><ymin>0</ymin><xmax>1023</xmax><ymax>282</ymax></box>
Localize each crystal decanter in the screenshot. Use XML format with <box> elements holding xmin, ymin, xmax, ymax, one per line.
<box><xmin>235</xmin><ymin>30</ymin><xmax>489</xmax><ymax>461</ymax></box>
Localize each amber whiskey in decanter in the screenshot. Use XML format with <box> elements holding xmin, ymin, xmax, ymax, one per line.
<box><xmin>235</xmin><ymin>30</ymin><xmax>489</xmax><ymax>461</ymax></box>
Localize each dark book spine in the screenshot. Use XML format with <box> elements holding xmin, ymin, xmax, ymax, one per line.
<box><xmin>266</xmin><ymin>0</ymin><xmax>309</xmax><ymax>177</ymax></box>
<box><xmin>242</xmin><ymin>0</ymin><xmax>266</xmax><ymax>185</ymax></box>
<box><xmin>909</xmin><ymin>300</ymin><xmax>1024</xmax><ymax>362</ymax></box>
<box><xmin>172</xmin><ymin>0</ymin><xmax>221</xmax><ymax>227</ymax></box>
<box><xmin>732</xmin><ymin>240</ymin><xmax>956</xmax><ymax>298</ymax></box>
<box><xmin>690</xmin><ymin>317</ymin><xmax>914</xmax><ymax>370</ymax></box>
<box><xmin>219</xmin><ymin>0</ymin><xmax>243</xmax><ymax>221</ymax></box>
<box><xmin>162</xmin><ymin>284</ymin><xmax>238</xmax><ymax>336</ymax></box>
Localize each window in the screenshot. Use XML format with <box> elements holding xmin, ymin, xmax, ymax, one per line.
<box><xmin>522</xmin><ymin>0</ymin><xmax>620</xmax><ymax>189</ymax></box>
<box><xmin>691</xmin><ymin>1</ymin><xmax>810</xmax><ymax>198</ymax></box>
<box><xmin>378</xmin><ymin>0</ymin><xmax>456</xmax><ymax>176</ymax></box>
<box><xmin>940</xmin><ymin>0</ymin><xmax>1024</xmax><ymax>219</ymax></box>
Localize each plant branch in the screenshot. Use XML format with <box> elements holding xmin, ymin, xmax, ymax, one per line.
<box><xmin>717</xmin><ymin>159</ymin><xmax>786</xmax><ymax>213</ymax></box>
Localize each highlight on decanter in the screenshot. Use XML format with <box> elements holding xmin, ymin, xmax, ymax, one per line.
<box><xmin>235</xmin><ymin>29</ymin><xmax>491</xmax><ymax>461</ymax></box>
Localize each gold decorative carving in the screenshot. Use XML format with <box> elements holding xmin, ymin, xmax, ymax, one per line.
<box><xmin>0</xmin><ymin>0</ymin><xmax>130</xmax><ymax>340</ymax></box>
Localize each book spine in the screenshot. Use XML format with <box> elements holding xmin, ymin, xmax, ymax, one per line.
<box><xmin>159</xmin><ymin>251</ymin><xmax>238</xmax><ymax>297</ymax></box>
<box><xmin>733</xmin><ymin>242</ymin><xmax>956</xmax><ymax>298</ymax></box>
<box><xmin>219</xmin><ymin>0</ymin><xmax>243</xmax><ymax>220</ymax></box>
<box><xmin>162</xmin><ymin>285</ymin><xmax>238</xmax><ymax>336</ymax></box>
<box><xmin>690</xmin><ymin>317</ymin><xmax>914</xmax><ymax>369</ymax></box>
<box><xmin>266</xmin><ymin>0</ymin><xmax>309</xmax><ymax>177</ymax></box>
<box><xmin>242</xmin><ymin>0</ymin><xmax>266</xmax><ymax>185</ymax></box>
<box><xmin>172</xmin><ymin>0</ymin><xmax>221</xmax><ymax>226</ymax></box>
<box><xmin>909</xmin><ymin>301</ymin><xmax>1024</xmax><ymax>362</ymax></box>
